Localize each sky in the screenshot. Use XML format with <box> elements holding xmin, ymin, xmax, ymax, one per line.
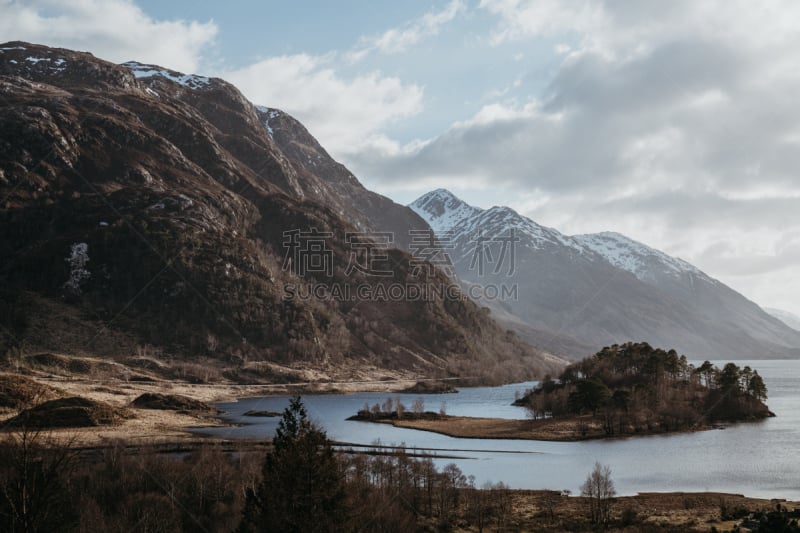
<box><xmin>1</xmin><ymin>0</ymin><xmax>799</xmax><ymax>317</ymax></box>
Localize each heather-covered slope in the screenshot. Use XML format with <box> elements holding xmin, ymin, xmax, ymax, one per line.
<box><xmin>0</xmin><ymin>42</ymin><xmax>563</xmax><ymax>383</ymax></box>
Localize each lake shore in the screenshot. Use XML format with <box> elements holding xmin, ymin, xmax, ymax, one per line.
<box><xmin>0</xmin><ymin>372</ymin><xmax>456</xmax><ymax>446</ymax></box>
<box><xmin>350</xmin><ymin>413</ymin><xmax>717</xmax><ymax>441</ymax></box>
<box><xmin>3</xmin><ymin>372</ymin><xmax>798</xmax><ymax>531</ymax></box>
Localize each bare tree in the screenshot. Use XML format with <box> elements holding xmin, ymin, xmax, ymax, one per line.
<box><xmin>412</xmin><ymin>397</ymin><xmax>425</xmax><ymax>415</ymax></box>
<box><xmin>0</xmin><ymin>423</ymin><xmax>79</xmax><ymax>532</ymax></box>
<box><xmin>395</xmin><ymin>397</ymin><xmax>405</xmax><ymax>419</ymax></box>
<box><xmin>382</xmin><ymin>397</ymin><xmax>394</xmax><ymax>414</ymax></box>
<box><xmin>580</xmin><ymin>462</ymin><xmax>616</xmax><ymax>526</ymax></box>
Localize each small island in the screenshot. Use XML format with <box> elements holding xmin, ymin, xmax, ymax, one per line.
<box><xmin>242</xmin><ymin>410</ymin><xmax>282</xmax><ymax>417</ymax></box>
<box><xmin>350</xmin><ymin>343</ymin><xmax>773</xmax><ymax>441</ymax></box>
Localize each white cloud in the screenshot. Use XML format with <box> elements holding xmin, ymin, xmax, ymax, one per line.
<box><xmin>350</xmin><ymin>0</ymin><xmax>465</xmax><ymax>60</ymax></box>
<box><xmin>0</xmin><ymin>0</ymin><xmax>426</xmax><ymax>181</ymax></box>
<box><xmin>0</xmin><ymin>0</ymin><xmax>217</xmax><ymax>73</ymax></box>
<box><xmin>223</xmin><ymin>54</ymin><xmax>424</xmax><ymax>155</ymax></box>
<box><xmin>2</xmin><ymin>0</ymin><xmax>798</xmax><ymax>314</ymax></box>
<box><xmin>479</xmin><ymin>0</ymin><xmax>610</xmax><ymax>46</ymax></box>
<box><xmin>349</xmin><ymin>0</ymin><xmax>800</xmax><ymax>315</ymax></box>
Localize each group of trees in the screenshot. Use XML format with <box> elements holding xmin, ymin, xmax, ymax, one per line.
<box><xmin>2</xmin><ymin>390</ymin><xmax>791</xmax><ymax>531</ymax></box>
<box><xmin>519</xmin><ymin>342</ymin><xmax>771</xmax><ymax>436</ymax></box>
<box><xmin>353</xmin><ymin>396</ymin><xmax>447</xmax><ymax>421</ymax></box>
<box><xmin>0</xmin><ymin>427</ymin><xmax>260</xmax><ymax>532</ymax></box>
<box><xmin>239</xmin><ymin>397</ymin><xmax>511</xmax><ymax>532</ymax></box>
<box><xmin>0</xmin><ymin>398</ymin><xmax>513</xmax><ymax>532</ymax></box>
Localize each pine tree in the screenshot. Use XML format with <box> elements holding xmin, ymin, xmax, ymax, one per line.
<box><xmin>748</xmin><ymin>372</ymin><xmax>768</xmax><ymax>401</ymax></box>
<box><xmin>238</xmin><ymin>397</ymin><xmax>349</xmax><ymax>532</ymax></box>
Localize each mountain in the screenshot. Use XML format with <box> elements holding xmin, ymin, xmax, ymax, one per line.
<box><xmin>765</xmin><ymin>308</ymin><xmax>800</xmax><ymax>332</ymax></box>
<box><xmin>249</xmin><ymin>103</ymin><xmax>430</xmax><ymax>250</ymax></box>
<box><xmin>410</xmin><ymin>189</ymin><xmax>800</xmax><ymax>360</ymax></box>
<box><xmin>408</xmin><ymin>188</ymin><xmax>483</xmax><ymax>233</ymax></box>
<box><xmin>0</xmin><ymin>42</ymin><xmax>563</xmax><ymax>384</ymax></box>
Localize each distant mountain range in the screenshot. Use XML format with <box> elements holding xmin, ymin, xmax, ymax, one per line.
<box><xmin>410</xmin><ymin>189</ymin><xmax>800</xmax><ymax>360</ymax></box>
<box><xmin>0</xmin><ymin>42</ymin><xmax>563</xmax><ymax>383</ymax></box>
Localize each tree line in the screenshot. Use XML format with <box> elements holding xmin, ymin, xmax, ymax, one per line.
<box><xmin>2</xmin><ymin>392</ymin><xmax>792</xmax><ymax>531</ymax></box>
<box><xmin>0</xmin><ymin>398</ymin><xmax>511</xmax><ymax>532</ymax></box>
<box><xmin>518</xmin><ymin>342</ymin><xmax>772</xmax><ymax>436</ymax></box>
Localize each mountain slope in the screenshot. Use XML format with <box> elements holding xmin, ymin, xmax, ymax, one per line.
<box><xmin>0</xmin><ymin>42</ymin><xmax>563</xmax><ymax>383</ymax></box>
<box><xmin>765</xmin><ymin>308</ymin><xmax>800</xmax><ymax>332</ymax></box>
<box><xmin>253</xmin><ymin>104</ymin><xmax>430</xmax><ymax>249</ymax></box>
<box><xmin>409</xmin><ymin>188</ymin><xmax>483</xmax><ymax>233</ymax></box>
<box><xmin>410</xmin><ymin>190</ymin><xmax>800</xmax><ymax>360</ymax></box>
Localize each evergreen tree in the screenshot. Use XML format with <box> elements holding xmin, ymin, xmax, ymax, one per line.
<box><xmin>748</xmin><ymin>372</ymin><xmax>768</xmax><ymax>401</ymax></box>
<box><xmin>239</xmin><ymin>397</ymin><xmax>348</xmax><ymax>532</ymax></box>
<box><xmin>718</xmin><ymin>362</ymin><xmax>742</xmax><ymax>392</ymax></box>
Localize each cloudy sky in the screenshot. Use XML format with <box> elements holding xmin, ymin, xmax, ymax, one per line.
<box><xmin>2</xmin><ymin>0</ymin><xmax>799</xmax><ymax>317</ymax></box>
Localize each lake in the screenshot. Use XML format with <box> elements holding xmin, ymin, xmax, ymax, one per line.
<box><xmin>195</xmin><ymin>359</ymin><xmax>800</xmax><ymax>498</ymax></box>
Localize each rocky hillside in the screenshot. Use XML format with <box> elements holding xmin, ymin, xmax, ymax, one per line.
<box><xmin>410</xmin><ymin>189</ymin><xmax>800</xmax><ymax>360</ymax></box>
<box><xmin>0</xmin><ymin>42</ymin><xmax>563</xmax><ymax>383</ymax></box>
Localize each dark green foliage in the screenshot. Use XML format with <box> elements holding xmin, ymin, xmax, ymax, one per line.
<box><xmin>519</xmin><ymin>342</ymin><xmax>771</xmax><ymax>434</ymax></box>
<box><xmin>239</xmin><ymin>397</ymin><xmax>349</xmax><ymax>533</ymax></box>
<box><xmin>718</xmin><ymin>362</ymin><xmax>742</xmax><ymax>391</ymax></box>
<box><xmin>749</xmin><ymin>372</ymin><xmax>767</xmax><ymax>401</ymax></box>
<box><xmin>567</xmin><ymin>379</ymin><xmax>611</xmax><ymax>415</ymax></box>
<box><xmin>751</xmin><ymin>504</ymin><xmax>800</xmax><ymax>532</ymax></box>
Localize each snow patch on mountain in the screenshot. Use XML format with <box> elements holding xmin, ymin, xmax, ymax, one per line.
<box><xmin>122</xmin><ymin>61</ymin><xmax>210</xmax><ymax>89</ymax></box>
<box><xmin>411</xmin><ymin>189</ymin><xmax>717</xmax><ymax>281</ymax></box>
<box><xmin>573</xmin><ymin>231</ymin><xmax>706</xmax><ymax>281</ymax></box>
<box><xmin>24</xmin><ymin>56</ymin><xmax>67</xmax><ymax>72</ymax></box>
<box><xmin>451</xmin><ymin>205</ymin><xmax>586</xmax><ymax>253</ymax></box>
<box><xmin>256</xmin><ymin>107</ymin><xmax>282</xmax><ymax>138</ymax></box>
<box><xmin>409</xmin><ymin>189</ymin><xmax>483</xmax><ymax>233</ymax></box>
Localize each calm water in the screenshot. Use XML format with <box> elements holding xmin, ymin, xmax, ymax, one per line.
<box><xmin>195</xmin><ymin>360</ymin><xmax>800</xmax><ymax>498</ymax></box>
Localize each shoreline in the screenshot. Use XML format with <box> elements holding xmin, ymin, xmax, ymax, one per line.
<box><xmin>3</xmin><ymin>373</ymin><xmax>798</xmax><ymax>515</ymax></box>
<box><xmin>0</xmin><ymin>373</ymin><xmax>460</xmax><ymax>446</ymax></box>
<box><xmin>350</xmin><ymin>413</ymin><xmax>722</xmax><ymax>442</ymax></box>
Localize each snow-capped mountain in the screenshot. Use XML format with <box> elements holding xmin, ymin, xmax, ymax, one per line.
<box><xmin>409</xmin><ymin>188</ymin><xmax>482</xmax><ymax>233</ymax></box>
<box><xmin>410</xmin><ymin>189</ymin><xmax>800</xmax><ymax>360</ymax></box>
<box><xmin>573</xmin><ymin>232</ymin><xmax>709</xmax><ymax>283</ymax></box>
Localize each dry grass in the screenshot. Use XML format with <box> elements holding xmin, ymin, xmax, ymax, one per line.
<box><xmin>459</xmin><ymin>490</ymin><xmax>795</xmax><ymax>532</ymax></box>
<box><xmin>0</xmin><ymin>368</ymin><xmax>438</xmax><ymax>447</ymax></box>
<box><xmin>382</xmin><ymin>414</ymin><xmax>712</xmax><ymax>442</ymax></box>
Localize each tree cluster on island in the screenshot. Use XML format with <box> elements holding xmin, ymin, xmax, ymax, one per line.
<box><xmin>516</xmin><ymin>342</ymin><xmax>772</xmax><ymax>437</ymax></box>
<box><xmin>348</xmin><ymin>396</ymin><xmax>450</xmax><ymax>422</ymax></box>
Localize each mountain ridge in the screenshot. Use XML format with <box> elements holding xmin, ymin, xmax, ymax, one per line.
<box><xmin>410</xmin><ymin>189</ymin><xmax>800</xmax><ymax>360</ymax></box>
